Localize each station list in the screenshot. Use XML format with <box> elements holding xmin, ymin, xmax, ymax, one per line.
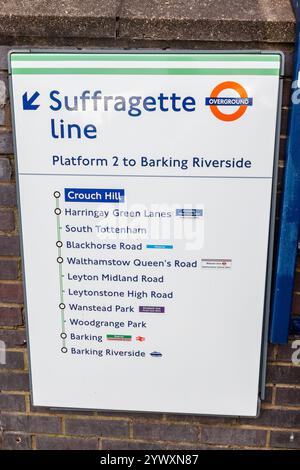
<box><xmin>54</xmin><ymin>187</ymin><xmax>204</xmax><ymax>360</ymax></box>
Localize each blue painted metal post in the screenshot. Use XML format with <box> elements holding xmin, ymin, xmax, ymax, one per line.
<box><xmin>270</xmin><ymin>0</ymin><xmax>300</xmax><ymax>343</ymax></box>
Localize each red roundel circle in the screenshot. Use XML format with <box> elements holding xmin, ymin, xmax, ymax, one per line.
<box><xmin>209</xmin><ymin>81</ymin><xmax>249</xmax><ymax>122</ymax></box>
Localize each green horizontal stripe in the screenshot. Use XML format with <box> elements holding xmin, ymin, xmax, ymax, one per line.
<box><xmin>12</xmin><ymin>67</ymin><xmax>280</xmax><ymax>75</ymax></box>
<box><xmin>11</xmin><ymin>53</ymin><xmax>281</xmax><ymax>62</ymax></box>
<box><xmin>107</xmin><ymin>335</ymin><xmax>131</xmax><ymax>339</ymax></box>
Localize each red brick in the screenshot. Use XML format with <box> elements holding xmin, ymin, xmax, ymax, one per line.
<box><xmin>282</xmin><ymin>49</ymin><xmax>294</xmax><ymax>78</ymax></box>
<box><xmin>165</xmin><ymin>443</ymin><xmax>212</xmax><ymax>450</ymax></box>
<box><xmin>0</xmin><ymin>75</ymin><xmax>7</xmax><ymax>101</ymax></box>
<box><xmin>0</xmin><ymin>46</ymin><xmax>10</xmax><ymax>70</ymax></box>
<box><xmin>240</xmin><ymin>409</ymin><xmax>300</xmax><ymax>428</ymax></box>
<box><xmin>280</xmin><ymin>108</ymin><xmax>289</xmax><ymax>136</ymax></box>
<box><xmin>0</xmin><ymin>393</ymin><xmax>26</xmax><ymax>411</ymax></box>
<box><xmin>0</xmin><ymin>158</ymin><xmax>11</xmax><ymax>180</ymax></box>
<box><xmin>0</xmin><ymin>351</ymin><xmax>24</xmax><ymax>369</ymax></box>
<box><xmin>201</xmin><ymin>426</ymin><xmax>267</xmax><ymax>447</ymax></box>
<box><xmin>0</xmin><ymin>259</ymin><xmax>19</xmax><ymax>280</ymax></box>
<box><xmin>36</xmin><ymin>436</ymin><xmax>98</xmax><ymax>450</ymax></box>
<box><xmin>294</xmin><ymin>271</ymin><xmax>300</xmax><ymax>292</ymax></box>
<box><xmin>276</xmin><ymin>342</ymin><xmax>298</xmax><ymax>361</ymax></box>
<box><xmin>102</xmin><ymin>439</ymin><xmax>167</xmax><ymax>450</ymax></box>
<box><xmin>133</xmin><ymin>422</ymin><xmax>199</xmax><ymax>442</ymax></box>
<box><xmin>282</xmin><ymin>79</ymin><xmax>291</xmax><ymax>107</ymax></box>
<box><xmin>1</xmin><ymin>413</ymin><xmax>61</xmax><ymax>433</ymax></box>
<box><xmin>0</xmin><ymin>329</ymin><xmax>26</xmax><ymax>347</ymax></box>
<box><xmin>279</xmin><ymin>136</ymin><xmax>287</xmax><ymax>161</ymax></box>
<box><xmin>263</xmin><ymin>386</ymin><xmax>273</xmax><ymax>404</ymax></box>
<box><xmin>0</xmin><ymin>184</ymin><xmax>16</xmax><ymax>206</ymax></box>
<box><xmin>270</xmin><ymin>431</ymin><xmax>300</xmax><ymax>449</ymax></box>
<box><xmin>167</xmin><ymin>414</ymin><xmax>237</xmax><ymax>425</ymax></box>
<box><xmin>0</xmin><ymin>208</ymin><xmax>15</xmax><ymax>231</ymax></box>
<box><xmin>275</xmin><ymin>387</ymin><xmax>300</xmax><ymax>406</ymax></box>
<box><xmin>267</xmin><ymin>344</ymin><xmax>277</xmax><ymax>361</ymax></box>
<box><xmin>4</xmin><ymin>105</ymin><xmax>11</xmax><ymax>128</ymax></box>
<box><xmin>0</xmin><ymin>282</ymin><xmax>23</xmax><ymax>303</ymax></box>
<box><xmin>0</xmin><ymin>236</ymin><xmax>20</xmax><ymax>256</ymax></box>
<box><xmin>292</xmin><ymin>294</ymin><xmax>300</xmax><ymax>315</ymax></box>
<box><xmin>0</xmin><ymin>131</ymin><xmax>13</xmax><ymax>153</ymax></box>
<box><xmin>267</xmin><ymin>365</ymin><xmax>300</xmax><ymax>385</ymax></box>
<box><xmin>3</xmin><ymin>432</ymin><xmax>32</xmax><ymax>450</ymax></box>
<box><xmin>0</xmin><ymin>108</ymin><xmax>5</xmax><ymax>126</ymax></box>
<box><xmin>65</xmin><ymin>418</ymin><xmax>129</xmax><ymax>438</ymax></box>
<box><xmin>102</xmin><ymin>438</ymin><xmax>208</xmax><ymax>450</ymax></box>
<box><xmin>0</xmin><ymin>371</ymin><xmax>29</xmax><ymax>391</ymax></box>
<box><xmin>0</xmin><ymin>307</ymin><xmax>22</xmax><ymax>326</ymax></box>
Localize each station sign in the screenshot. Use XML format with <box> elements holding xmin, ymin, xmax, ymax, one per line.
<box><xmin>10</xmin><ymin>51</ymin><xmax>282</xmax><ymax>416</ymax></box>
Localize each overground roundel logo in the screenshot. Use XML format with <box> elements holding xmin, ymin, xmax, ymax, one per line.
<box><xmin>205</xmin><ymin>81</ymin><xmax>253</xmax><ymax>122</ymax></box>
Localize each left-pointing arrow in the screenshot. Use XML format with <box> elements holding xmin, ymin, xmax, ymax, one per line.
<box><xmin>22</xmin><ymin>91</ymin><xmax>40</xmax><ymax>110</ymax></box>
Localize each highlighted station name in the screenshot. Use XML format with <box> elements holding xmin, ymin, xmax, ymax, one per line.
<box><xmin>64</xmin><ymin>188</ymin><xmax>125</xmax><ymax>203</ymax></box>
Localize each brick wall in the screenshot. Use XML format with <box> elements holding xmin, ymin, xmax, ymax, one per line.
<box><xmin>0</xmin><ymin>0</ymin><xmax>299</xmax><ymax>450</ymax></box>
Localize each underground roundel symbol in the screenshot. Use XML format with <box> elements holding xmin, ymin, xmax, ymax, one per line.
<box><xmin>209</xmin><ymin>81</ymin><xmax>249</xmax><ymax>122</ymax></box>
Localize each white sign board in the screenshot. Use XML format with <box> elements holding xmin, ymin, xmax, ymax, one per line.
<box><xmin>10</xmin><ymin>51</ymin><xmax>282</xmax><ymax>416</ymax></box>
